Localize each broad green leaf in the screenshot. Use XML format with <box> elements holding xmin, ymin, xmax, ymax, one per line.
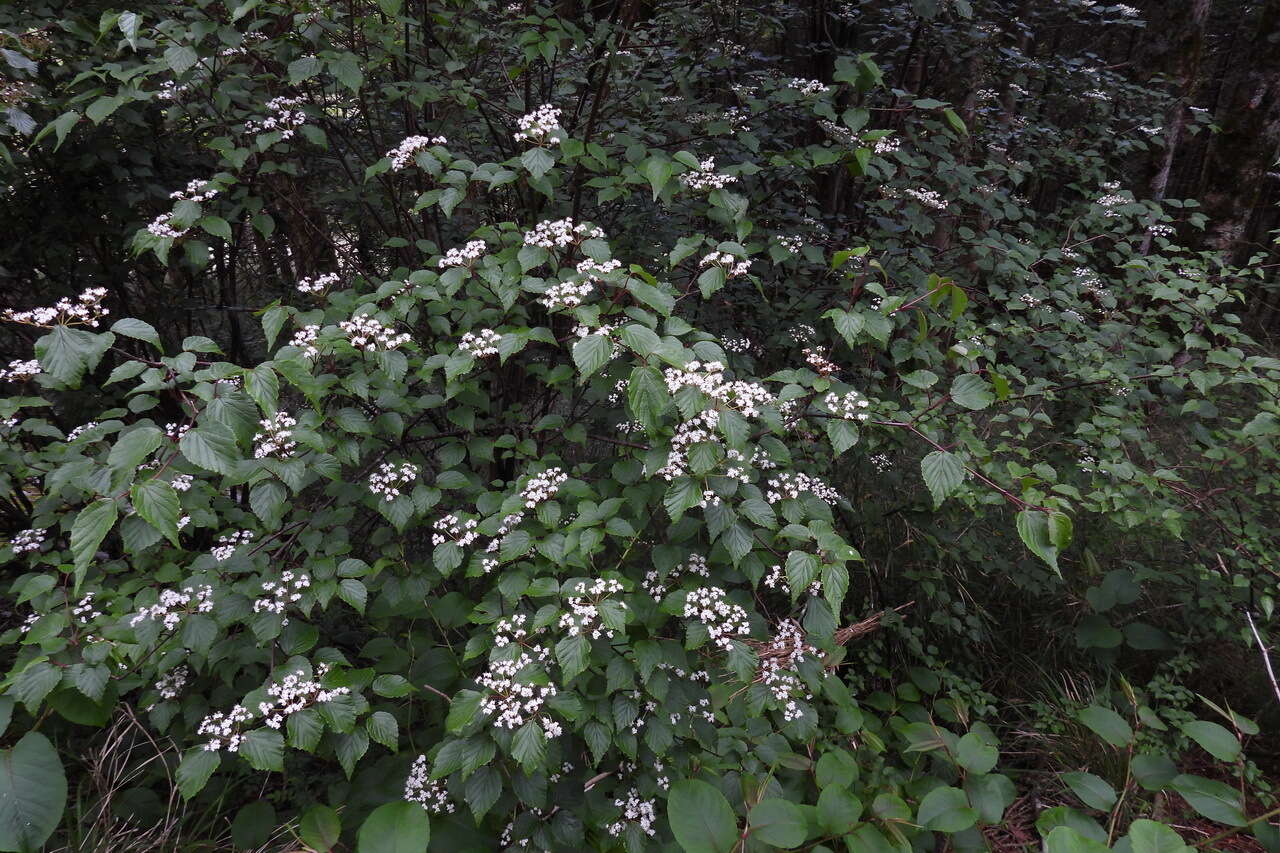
<box><xmin>667</xmin><ymin>779</ymin><xmax>736</xmax><ymax>853</ymax></box>
<box><xmin>1171</xmin><ymin>774</ymin><xmax>1247</xmax><ymax>826</ymax></box>
<box><xmin>572</xmin><ymin>334</ymin><xmax>613</xmax><ymax>378</ymax></box>
<box><xmin>956</xmin><ymin>730</ymin><xmax>998</xmax><ymax>774</ymax></box>
<box><xmin>1180</xmin><ymin>720</ymin><xmax>1240</xmax><ymax>762</ymax></box>
<box><xmin>70</xmin><ymin>498</ymin><xmax>118</xmax><ymax>583</ymax></box>
<box><xmin>180</xmin><ymin>422</ymin><xmax>239</xmax><ymax>474</ymax></box>
<box><xmin>1125</xmin><ymin>819</ymin><xmax>1193</xmax><ymax>853</ymax></box>
<box><xmin>816</xmin><ymin>786</ymin><xmax>862</xmax><ymax>835</ymax></box>
<box><xmin>950</xmin><ymin>373</ymin><xmax>994</xmax><ymax>410</ymax></box>
<box><xmin>1061</xmin><ymin>772</ymin><xmax>1117</xmax><ymax>811</ymax></box>
<box><xmin>357</xmin><ymin>801</ymin><xmax>429</xmax><ymax>853</ymax></box>
<box><xmin>1044</xmin><ymin>826</ymin><xmax>1112</xmax><ymax>853</ymax></box>
<box><xmin>298</xmin><ymin>799</ymin><xmax>340</xmax><ymax>845</ymax></box>
<box><xmin>0</xmin><ymin>733</ymin><xmax>66</xmax><ymax>852</ymax></box>
<box><xmin>920</xmin><ymin>450</ymin><xmax>965</xmax><ymax>507</ymax></box>
<box><xmin>1077</xmin><ymin>706</ymin><xmax>1133</xmax><ymax>747</ymax></box>
<box><xmin>176</xmin><ymin>748</ymin><xmax>220</xmax><ymax>800</ymax></box>
<box><xmin>916</xmin><ymin>785</ymin><xmax>977</xmax><ymax>832</ymax></box>
<box><xmin>511</xmin><ymin>720</ymin><xmax>546</xmax><ymax>772</ymax></box>
<box><xmin>110</xmin><ymin>318</ymin><xmax>160</xmax><ymax>348</ymax></box>
<box><xmin>748</xmin><ymin>798</ymin><xmax>807</xmax><ymax>848</ymax></box>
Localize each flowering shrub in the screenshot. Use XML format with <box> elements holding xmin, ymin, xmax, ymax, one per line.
<box><xmin>1</xmin><ymin>0</ymin><xmax>1278</xmax><ymax>851</ymax></box>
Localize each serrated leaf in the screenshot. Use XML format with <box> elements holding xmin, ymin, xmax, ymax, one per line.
<box><xmin>572</xmin><ymin>334</ymin><xmax>612</xmax><ymax>378</ymax></box>
<box><xmin>951</xmin><ymin>373</ymin><xmax>995</xmax><ymax>410</ymax></box>
<box><xmin>920</xmin><ymin>450</ymin><xmax>965</xmax><ymax>507</ymax></box>
<box><xmin>511</xmin><ymin>720</ymin><xmax>546</xmax><ymax>772</ymax></box>
<box><xmin>176</xmin><ymin>748</ymin><xmax>220</xmax><ymax>800</ymax></box>
<box><xmin>70</xmin><ymin>499</ymin><xmax>118</xmax><ymax>584</ymax></box>
<box><xmin>110</xmin><ymin>318</ymin><xmax>161</xmax><ymax>348</ymax></box>
<box><xmin>366</xmin><ymin>711</ymin><xmax>398</xmax><ymax>750</ymax></box>
<box><xmin>180</xmin><ymin>422</ymin><xmax>239</xmax><ymax>475</ymax></box>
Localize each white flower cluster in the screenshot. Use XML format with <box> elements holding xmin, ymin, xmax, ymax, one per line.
<box><xmin>805</xmin><ymin>348</ymin><xmax>840</xmax><ymax>375</ymax></box>
<box><xmin>340</xmin><ymin>315</ymin><xmax>411</xmax><ymax>351</ymax></box>
<box><xmin>1096</xmin><ymin>182</ymin><xmax>1126</xmax><ymax>216</ymax></box>
<box><xmin>11</xmin><ymin>528</ymin><xmax>45</xmax><ymax>554</ymax></box>
<box><xmin>679</xmin><ymin>157</ymin><xmax>737</xmax><ymax>191</ymax></box>
<box><xmin>766</xmin><ymin>472</ymin><xmax>840</xmax><ymax>505</ymax></box>
<box><xmin>171</xmin><ymin>473</ymin><xmax>194</xmax><ymax>493</ymax></box>
<box><xmin>1019</xmin><ymin>293</ymin><xmax>1042</xmax><ymax>308</ymax></box>
<box><xmin>777</xmin><ymin>235</ymin><xmax>805</xmax><ymax>254</ymax></box>
<box><xmin>0</xmin><ymin>359</ymin><xmax>39</xmax><ymax>381</ymax></box>
<box><xmin>368</xmin><ymin>461</ymin><xmax>418</xmax><ymax>502</ymax></box>
<box><xmin>824</xmin><ymin>390</ymin><xmax>870</xmax><ymax>420</ymax></box>
<box><xmin>607</xmin><ymin>790</ymin><xmax>657</xmax><ymax>837</ymax></box>
<box><xmin>1148</xmin><ymin>223</ymin><xmax>1174</xmax><ymax>237</ymax></box>
<box><xmin>493</xmin><ymin>613</ymin><xmax>534</xmax><ymax>649</ymax></box>
<box><xmin>871</xmin><ymin>453</ymin><xmax>892</xmax><ymax>472</ymax></box>
<box><xmin>539</xmin><ymin>280</ymin><xmax>594</xmax><ymax>310</ymax></box>
<box><xmin>764</xmin><ymin>563</ymin><xmax>821</xmax><ymax>598</ymax></box>
<box><xmin>212</xmin><ymin>530</ymin><xmax>254</xmax><ymax>562</ymax></box>
<box><xmin>655</xmin><ymin>410</ymin><xmax>720</xmax><ymax>481</ymax></box>
<box><xmin>723</xmin><ymin>337</ymin><xmax>753</xmax><ymax>354</ymax></box>
<box><xmin>289</xmin><ymin>324</ymin><xmax>320</xmax><ymax>359</ymax></box>
<box><xmin>1114</xmin><ymin>3</ymin><xmax>1140</xmax><ymax>16</ymax></box>
<box><xmin>244</xmin><ymin>95</ymin><xmax>307</xmax><ymax>140</ymax></box>
<box><xmin>258</xmin><ymin>665</ymin><xmax>349</xmax><ymax>729</ymax></box>
<box><xmin>514</xmin><ymin>104</ymin><xmax>563</xmax><ymax>145</ymax></box>
<box><xmin>438</xmin><ymin>240</ymin><xmax>487</xmax><ymax>268</ymax></box>
<box><xmin>386</xmin><ymin>134</ymin><xmax>448</xmax><ymax>170</ymax></box>
<box><xmin>66</xmin><ymin>422</ymin><xmax>99</xmax><ymax>442</ymax></box>
<box><xmin>521</xmin><ymin>467</ymin><xmax>567</xmax><ymax>508</ymax></box>
<box><xmin>789</xmin><ymin>324</ymin><xmax>816</xmax><ymax>344</ymax></box>
<box><xmin>478</xmin><ymin>652</ymin><xmax>562</xmax><ymax>736</ymax></box>
<box><xmin>253</xmin><ymin>570</ymin><xmax>311</xmax><ymax>625</ymax></box>
<box><xmin>459</xmin><ymin>328</ymin><xmax>501</xmax><ymax>357</ymax></box>
<box><xmin>663</xmin><ymin>361</ymin><xmax>773</xmax><ymax>417</ymax></box>
<box><xmin>404</xmin><ymin>755</ymin><xmax>456</xmax><ymax>814</ymax></box>
<box><xmin>523</xmin><ymin>218</ymin><xmax>604</xmax><ymax>249</ymax></box>
<box><xmin>169</xmin><ymin>178</ymin><xmax>219</xmax><ymax>203</ymax></box>
<box><xmin>643</xmin><ymin>553</ymin><xmax>711</xmax><ymax>598</ymax></box>
<box><xmin>146</xmin><ymin>213</ymin><xmax>187</xmax><ymax>239</ymax></box>
<box><xmin>71</xmin><ymin>592</ymin><xmax>103</xmax><ymax>623</ymax></box>
<box><xmin>684</xmin><ymin>586</ymin><xmax>750</xmax><ymax>652</ymax></box>
<box><xmin>699</xmin><ymin>251</ymin><xmax>750</xmax><ymax>278</ymax></box>
<box><xmin>432</xmin><ymin>514</ymin><xmax>479</xmax><ymax>546</ymax></box>
<box><xmin>253</xmin><ymin>412</ymin><xmax>297</xmax><ymax>459</ymax></box>
<box><xmin>2</xmin><ymin>287</ymin><xmax>109</xmax><ymax>328</ymax></box>
<box><xmin>165</xmin><ymin>422</ymin><xmax>190</xmax><ymax>441</ymax></box>
<box><xmin>296</xmin><ymin>272</ymin><xmax>338</xmax><ymax>294</ymax></box>
<box><xmin>198</xmin><ymin>704</ymin><xmax>253</xmax><ymax>752</ymax></box>
<box><xmin>154</xmin><ymin>665</ymin><xmax>189</xmax><ymax>700</ymax></box>
<box><xmin>130</xmin><ymin>584</ymin><xmax>214</xmax><ymax>631</ymax></box>
<box><xmin>576</xmin><ymin>258</ymin><xmax>621</xmax><ymax>279</ymax></box>
<box><xmin>1082</xmin><ymin>89</ymin><xmax>1112</xmax><ymax>101</ymax></box>
<box><xmin>787</xmin><ymin>78</ymin><xmax>830</xmax><ymax>96</ymax></box>
<box><xmin>559</xmin><ymin>578</ymin><xmax>625</xmax><ymax>639</ymax></box>
<box><xmin>481</xmin><ymin>513</ymin><xmax>525</xmax><ymax>573</ymax></box>
<box><xmin>759</xmin><ymin>621</ymin><xmax>816</xmax><ymax>721</ymax></box>
<box><xmin>904</xmin><ymin>187</ymin><xmax>949</xmax><ymax>210</ymax></box>
<box><xmin>874</xmin><ymin>136</ymin><xmax>901</xmax><ymax>155</ymax></box>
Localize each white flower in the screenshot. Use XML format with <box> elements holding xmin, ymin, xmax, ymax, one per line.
<box><xmin>438</xmin><ymin>240</ymin><xmax>487</xmax><ymax>268</ymax></box>
<box><xmin>458</xmin><ymin>329</ymin><xmax>502</xmax><ymax>358</ymax></box>
<box><xmin>2</xmin><ymin>288</ymin><xmax>109</xmax><ymax>328</ymax></box>
<box><xmin>252</xmin><ymin>570</ymin><xmax>311</xmax><ymax>626</ymax></box>
<box><xmin>607</xmin><ymin>789</ymin><xmax>657</xmax><ymax>837</ymax></box>
<box><xmin>253</xmin><ymin>412</ymin><xmax>297</xmax><ymax>459</ymax></box>
<box><xmin>11</xmin><ymin>528</ymin><xmax>46</xmax><ymax>554</ymax></box>
<box><xmin>684</xmin><ymin>586</ymin><xmax>750</xmax><ymax>651</ymax></box>
<box><xmin>404</xmin><ymin>755</ymin><xmax>456</xmax><ymax>814</ymax></box>
<box><xmin>679</xmin><ymin>157</ymin><xmax>737</xmax><ymax>191</ymax></box>
<box><xmin>520</xmin><ymin>467</ymin><xmax>567</xmax><ymax>508</ymax></box>
<box><xmin>297</xmin><ymin>272</ymin><xmax>339</xmax><ymax>294</ymax></box>
<box><xmin>0</xmin><ymin>359</ymin><xmax>40</xmax><ymax>381</ymax></box>
<box><xmin>386</xmin><ymin>135</ymin><xmax>448</xmax><ymax>170</ymax></box>
<box><xmin>244</xmin><ymin>95</ymin><xmax>307</xmax><ymax>141</ymax></box>
<box><xmin>340</xmin><ymin>315</ymin><xmax>410</xmax><ymax>351</ymax></box>
<box><xmin>823</xmin><ymin>389</ymin><xmax>870</xmax><ymax>420</ymax></box>
<box><xmin>523</xmin><ymin>218</ymin><xmax>604</xmax><ymax>249</ymax></box>
<box><xmin>513</xmin><ymin>104</ymin><xmax>563</xmax><ymax>144</ymax></box>
<box><xmin>904</xmin><ymin>187</ymin><xmax>948</xmax><ymax>210</ymax></box>
<box><xmin>130</xmin><ymin>584</ymin><xmax>214</xmax><ymax>632</ymax></box>
<box><xmin>478</xmin><ymin>652</ymin><xmax>560</xmax><ymax>732</ymax></box>
<box><xmin>289</xmin><ymin>324</ymin><xmax>321</xmax><ymax>359</ymax></box>
<box><xmin>699</xmin><ymin>251</ymin><xmax>750</xmax><ymax>278</ymax></box>
<box><xmin>369</xmin><ymin>461</ymin><xmax>418</xmax><ymax>502</ymax></box>
<box><xmin>786</xmin><ymin>78</ymin><xmax>830</xmax><ymax>96</ymax></box>
<box><xmin>766</xmin><ymin>472</ymin><xmax>840</xmax><ymax>505</ymax></box>
<box><xmin>155</xmin><ymin>665</ymin><xmax>189</xmax><ymax>700</ymax></box>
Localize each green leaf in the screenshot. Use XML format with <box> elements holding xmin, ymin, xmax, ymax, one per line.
<box><xmin>556</xmin><ymin>633</ymin><xmax>590</xmax><ymax>682</ymax></box>
<box><xmin>641</xmin><ymin>156</ymin><xmax>674</xmax><ymax>199</ymax></box>
<box><xmin>239</xmin><ymin>729</ymin><xmax>283</xmax><ymax>772</ymax></box>
<box><xmin>628</xmin><ymin>366</ymin><xmax>668</xmax><ymax>431</ymax></box>
<box><xmin>1171</xmin><ymin>774</ymin><xmax>1247</xmax><ymax>826</ymax></box>
<box><xmin>300</xmin><ymin>804</ymin><xmax>343</xmax><ymax>851</ymax></box>
<box><xmin>667</xmin><ymin>779</ymin><xmax>737</xmax><ymax>853</ymax></box>
<box><xmin>825</xmin><ymin>419</ymin><xmax>858</xmax><ymax>455</ymax></box>
<box><xmin>785</xmin><ymin>551</ymin><xmax>819</xmax><ymax>597</ymax></box>
<box><xmin>288</xmin><ymin>55</ymin><xmax>322</xmax><ymax>83</ymax></box>
<box><xmin>180</xmin><ymin>422</ymin><xmax>240</xmax><ymax>475</ymax></box>
<box><xmin>118</xmin><ymin>12</ymin><xmax>140</xmax><ymax>49</ymax></box>
<box><xmin>511</xmin><ymin>720</ymin><xmax>546</xmax><ymax>772</ymax></box>
<box><xmin>357</xmin><ymin>801</ymin><xmax>429</xmax><ymax>853</ymax></box>
<box><xmin>748</xmin><ymin>798</ymin><xmax>807</xmax><ymax>848</ymax></box>
<box><xmin>956</xmin><ymin>730</ymin><xmax>998</xmax><ymax>774</ymax></box>
<box><xmin>1180</xmin><ymin>720</ymin><xmax>1240</xmax><ymax>762</ymax></box>
<box><xmin>950</xmin><ymin>374</ymin><xmax>994</xmax><ymax>410</ymax></box>
<box><xmin>920</xmin><ymin>450</ymin><xmax>965</xmax><ymax>507</ymax></box>
<box><xmin>572</xmin><ymin>334</ymin><xmax>613</xmax><ymax>378</ymax></box>
<box><xmin>1061</xmin><ymin>772</ymin><xmax>1117</xmax><ymax>811</ymax></box>
<box><xmin>1016</xmin><ymin>510</ymin><xmax>1071</xmax><ymax>574</ymax></box>
<box><xmin>328</xmin><ymin>54</ymin><xmax>364</xmax><ymax>92</ymax></box>
<box><xmin>110</xmin><ymin>318</ymin><xmax>160</xmax><ymax>348</ymax></box>
<box><xmin>521</xmin><ymin>147</ymin><xmax>555</xmax><ymax>179</ymax></box>
<box><xmin>366</xmin><ymin>711</ymin><xmax>399</xmax><ymax>751</ymax></box>
<box><xmin>70</xmin><ymin>498</ymin><xmax>118</xmax><ymax>584</ymax></box>
<box><xmin>109</xmin><ymin>425</ymin><xmax>163</xmax><ymax>472</ymax></box>
<box><xmin>917</xmin><ymin>786</ymin><xmax>977</xmax><ymax>832</ymax></box>
<box><xmin>1124</xmin><ymin>819</ymin><xmax>1192</xmax><ymax>853</ymax></box>
<box><xmin>176</xmin><ymin>748</ymin><xmax>219</xmax><ymax>800</ymax></box>
<box><xmin>164</xmin><ymin>45</ymin><xmax>198</xmax><ymax>74</ymax></box>
<box><xmin>0</xmin><ymin>733</ymin><xmax>66</xmax><ymax>852</ymax></box>
<box><xmin>231</xmin><ymin>801</ymin><xmax>276</xmax><ymax>850</ymax></box>
<box><xmin>816</xmin><ymin>786</ymin><xmax>862</xmax><ymax>835</ymax></box>
<box><xmin>823</xmin><ymin>308</ymin><xmax>865</xmax><ymax>349</ymax></box>
<box><xmin>1044</xmin><ymin>826</ymin><xmax>1112</xmax><ymax>853</ymax></box>
<box><xmin>1076</xmin><ymin>706</ymin><xmax>1133</xmax><ymax>747</ymax></box>
<box><xmin>35</xmin><ymin>325</ymin><xmax>103</xmax><ymax>385</ymax></box>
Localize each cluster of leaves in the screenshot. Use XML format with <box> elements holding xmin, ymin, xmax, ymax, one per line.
<box><xmin>0</xmin><ymin>0</ymin><xmax>1279</xmax><ymax>851</ymax></box>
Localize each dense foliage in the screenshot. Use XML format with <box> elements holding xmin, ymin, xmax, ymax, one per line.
<box><xmin>1</xmin><ymin>0</ymin><xmax>1279</xmax><ymax>850</ymax></box>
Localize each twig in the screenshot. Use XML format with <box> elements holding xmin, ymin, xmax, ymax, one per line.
<box><xmin>1244</xmin><ymin>609</ymin><xmax>1280</xmax><ymax>706</ymax></box>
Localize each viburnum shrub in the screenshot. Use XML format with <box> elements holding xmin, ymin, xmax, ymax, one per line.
<box><xmin>2</xmin><ymin>0</ymin><xmax>1280</xmax><ymax>851</ymax></box>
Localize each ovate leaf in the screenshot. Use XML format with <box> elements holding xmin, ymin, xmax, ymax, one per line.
<box><xmin>0</xmin><ymin>733</ymin><xmax>66</xmax><ymax>852</ymax></box>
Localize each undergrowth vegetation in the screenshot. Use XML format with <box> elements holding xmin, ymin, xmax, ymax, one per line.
<box><xmin>0</xmin><ymin>0</ymin><xmax>1279</xmax><ymax>850</ymax></box>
